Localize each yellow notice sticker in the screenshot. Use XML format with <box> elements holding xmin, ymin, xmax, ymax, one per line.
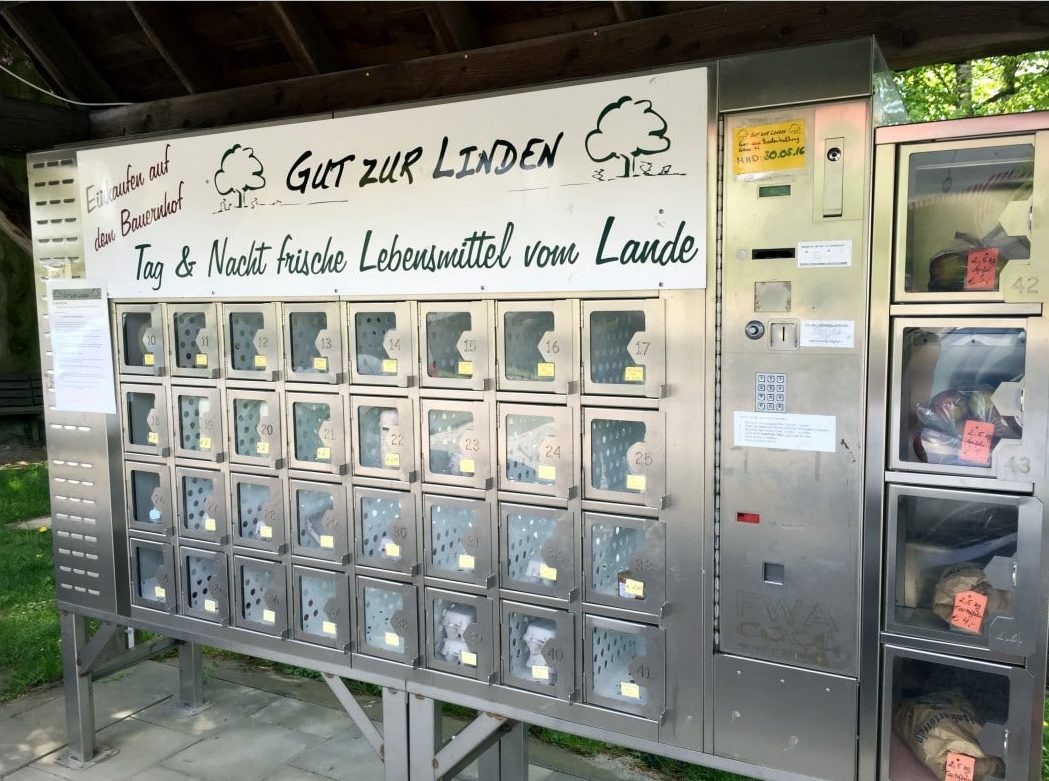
<box><xmin>259</xmin><ymin>524</ymin><xmax>273</xmax><ymax>539</ymax></box>
<box><xmin>381</xmin><ymin>358</ymin><xmax>399</xmax><ymax>374</ymax></box>
<box><xmin>383</xmin><ymin>541</ymin><xmax>401</xmax><ymax>558</ymax></box>
<box><xmin>383</xmin><ymin>452</ymin><xmax>401</xmax><ymax>468</ymax></box>
<box><xmin>384</xmin><ymin>631</ymin><xmax>400</xmax><ymax>648</ymax></box>
<box><xmin>320</xmin><ymin>534</ymin><xmax>335</xmax><ymax>549</ymax></box>
<box><xmin>316</xmin><ymin>446</ymin><xmax>331</xmax><ymax>461</ymax></box>
<box><xmin>147</xmin><ymin>431</ymin><xmax>160</xmax><ymax>444</ymax></box>
<box><xmin>204</xmin><ymin>517</ymin><xmax>216</xmax><ymax>532</ymax></box>
<box><xmin>195</xmin><ymin>353</ymin><xmax>208</xmax><ymax>367</ymax></box>
<box><xmin>733</xmin><ymin>119</ymin><xmax>806</xmax><ymax>176</ymax></box>
<box><xmin>461</xmin><ymin>651</ymin><xmax>478</xmax><ymax>667</ymax></box>
<box><xmin>626</xmin><ymin>474</ymin><xmax>647</xmax><ymax>492</ymax></box>
<box><xmin>537</xmin><ymin>464</ymin><xmax>556</xmax><ymax>482</ymax></box>
<box><xmin>459</xmin><ymin>458</ymin><xmax>476</xmax><ymax>474</ymax></box>
<box><xmin>623</xmin><ymin>578</ymin><xmax>645</xmax><ymax>598</ymax></box>
<box><xmin>539</xmin><ymin>564</ymin><xmax>558</xmax><ymax>582</ymax></box>
<box><xmin>313</xmin><ymin>356</ymin><xmax>328</xmax><ymax>371</ymax></box>
<box><xmin>253</xmin><ymin>354</ymin><xmax>267</xmax><ymax>368</ymax></box>
<box><xmin>204</xmin><ymin>598</ymin><xmax>218</xmax><ymax>613</ymax></box>
<box><xmin>624</xmin><ymin>366</ymin><xmax>645</xmax><ymax>383</ymax></box>
<box><xmin>536</xmin><ymin>362</ymin><xmax>555</xmax><ymax>378</ymax></box>
<box><xmin>322</xmin><ymin>620</ymin><xmax>338</xmax><ymax>637</ymax></box>
<box><xmin>531</xmin><ymin>665</ymin><xmax>550</xmax><ymax>681</ymax></box>
<box><xmin>457</xmin><ymin>360</ymin><xmax>474</xmax><ymax>376</ymax></box>
<box><xmin>144</xmin><ymin>353</ymin><xmax>155</xmax><ymax>366</ymax></box>
<box><xmin>458</xmin><ymin>553</ymin><xmax>476</xmax><ymax>571</ymax></box>
<box><xmin>199</xmin><ymin>436</ymin><xmax>212</xmax><ymax>451</ymax></box>
<box><xmin>620</xmin><ymin>681</ymin><xmax>642</xmax><ymax>700</ymax></box>
<box><xmin>262</xmin><ymin>608</ymin><xmax>276</xmax><ymax>624</ymax></box>
<box><xmin>153</xmin><ymin>585</ymin><xmax>166</xmax><ymax>599</ymax></box>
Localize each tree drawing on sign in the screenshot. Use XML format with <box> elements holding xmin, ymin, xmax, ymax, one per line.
<box><xmin>585</xmin><ymin>97</ymin><xmax>671</xmax><ymax>178</ymax></box>
<box><xmin>214</xmin><ymin>144</ymin><xmax>265</xmax><ymax>208</ymax></box>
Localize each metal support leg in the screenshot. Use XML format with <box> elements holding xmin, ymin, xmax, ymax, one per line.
<box><xmin>381</xmin><ymin>687</ymin><xmax>411</xmax><ymax>781</ymax></box>
<box><xmin>59</xmin><ymin>611</ymin><xmax>96</xmax><ymax>764</ymax></box>
<box><xmin>177</xmin><ymin>642</ymin><xmax>204</xmax><ymax>708</ymax></box>
<box><xmin>408</xmin><ymin>694</ymin><xmax>440</xmax><ymax>780</ymax></box>
<box><xmin>477</xmin><ymin>721</ymin><xmax>528</xmax><ymax>781</ymax></box>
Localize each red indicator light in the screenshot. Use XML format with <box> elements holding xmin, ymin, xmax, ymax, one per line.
<box><xmin>737</xmin><ymin>512</ymin><xmax>760</xmax><ymax>524</ymax></box>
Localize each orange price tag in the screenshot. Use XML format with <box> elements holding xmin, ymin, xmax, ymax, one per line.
<box><xmin>964</xmin><ymin>247</ymin><xmax>999</xmax><ymax>291</ymax></box>
<box><xmin>959</xmin><ymin>419</ymin><xmax>994</xmax><ymax>465</ymax></box>
<box><xmin>950</xmin><ymin>590</ymin><xmax>988</xmax><ymax>634</ymax></box>
<box><xmin>944</xmin><ymin>751</ymin><xmax>976</xmax><ymax>781</ymax></box>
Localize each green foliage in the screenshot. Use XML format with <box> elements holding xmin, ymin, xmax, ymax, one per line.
<box><xmin>0</xmin><ymin>462</ymin><xmax>50</xmax><ymax>525</ymax></box>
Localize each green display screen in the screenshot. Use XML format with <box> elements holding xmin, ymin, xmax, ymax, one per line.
<box><xmin>758</xmin><ymin>184</ymin><xmax>792</xmax><ymax>198</ymax></box>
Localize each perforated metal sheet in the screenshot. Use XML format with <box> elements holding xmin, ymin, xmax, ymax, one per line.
<box><xmin>592</xmin><ymin>627</ymin><xmax>648</xmax><ymax>706</ymax></box>
<box><xmin>184</xmin><ymin>552</ymin><xmax>225</xmax><ymax>618</ymax></box>
<box><xmin>229</xmin><ymin>311</ymin><xmax>267</xmax><ymax>371</ymax></box>
<box><xmin>590</xmin><ymin>418</ymin><xmax>646</xmax><ymax>492</ymax></box>
<box><xmin>363</xmin><ymin>584</ymin><xmax>405</xmax><ymax>652</ymax></box>
<box><xmin>429</xmin><ymin>500</ymin><xmax>481</xmax><ymax>573</ymax></box>
<box><xmin>299</xmin><ymin>572</ymin><xmax>339</xmax><ymax>638</ymax></box>
<box><xmin>588</xmin><ymin>309</ymin><xmax>645</xmax><ymax>385</ymax></box>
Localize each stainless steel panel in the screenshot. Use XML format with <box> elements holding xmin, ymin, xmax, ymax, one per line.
<box><xmin>285</xmin><ymin>391</ymin><xmax>348</xmax><ymax>475</ymax></box>
<box><xmin>423</xmin><ymin>495</ymin><xmax>495</xmax><ymax>587</ymax></box>
<box><xmin>129</xmin><ymin>537</ymin><xmax>177</xmax><ymax>613</ymax></box>
<box><xmin>347</xmin><ymin>301</ymin><xmax>415</xmax><ymax>387</ymax></box>
<box><xmin>171</xmin><ymin>384</ymin><xmax>225</xmax><ymax>462</ymax></box>
<box><xmin>500</xmin><ymin>503</ymin><xmax>576</xmax><ymax>601</ymax></box>
<box><xmin>582</xmin><ymin>408</ymin><xmax>666</xmax><ymax>509</ymax></box>
<box><xmin>120</xmin><ymin>382</ymin><xmax>171</xmax><ymax>458</ymax></box>
<box><xmin>283</xmin><ymin>302</ymin><xmax>345</xmax><ymax>383</ymax></box>
<box><xmin>168</xmin><ymin>302</ymin><xmax>221</xmax><ymax>378</ymax></box>
<box><xmin>230</xmin><ymin>472</ymin><xmax>288</xmax><ymax>555</ymax></box>
<box><xmin>424</xmin><ymin>588</ymin><xmax>497</xmax><ymax>682</ymax></box>
<box><xmin>581</xmin><ymin>299</ymin><xmax>665</xmax><ymax>398</ymax></box>
<box><xmin>497</xmin><ymin>300</ymin><xmax>576</xmax><ymax>394</ymax></box>
<box><xmin>227</xmin><ymin>388</ymin><xmax>285</xmax><ymax>470</ymax></box>
<box><xmin>420</xmin><ymin>399</ymin><xmax>492</xmax><ymax>489</ymax></box>
<box><xmin>292</xmin><ymin>565</ymin><xmax>351</xmax><ymax>651</ymax></box>
<box><xmin>420</xmin><ymin>301</ymin><xmax>491</xmax><ymax>390</ymax></box>
<box><xmin>497</xmin><ymin>403</ymin><xmax>575</xmax><ymax>499</ymax></box>
<box><xmin>350</xmin><ymin>396</ymin><xmax>416</xmax><ymax>482</ymax></box>
<box><xmin>289</xmin><ymin>479</ymin><xmax>350</xmax><ymax>565</ymax></box>
<box><xmin>222</xmin><ymin>302</ymin><xmax>281</xmax><ymax>381</ymax></box>
<box><xmin>584</xmin><ymin>615</ymin><xmax>664</xmax><ymax>721</ymax></box>
<box><xmin>501</xmin><ymin>600</ymin><xmax>575</xmax><ymax>700</ymax></box>
<box><xmin>583</xmin><ymin>512</ymin><xmax>664</xmax><ymax>617</ymax></box>
<box><xmin>233</xmin><ymin>554</ymin><xmax>290</xmax><ymax>637</ymax></box>
<box><xmin>116</xmin><ymin>303</ymin><xmax>165</xmax><ymax>377</ymax></box>
<box><xmin>124</xmin><ymin>461</ymin><xmax>174</xmax><ymax>537</ymax></box>
<box><xmin>713</xmin><ymin>654</ymin><xmax>858</xmax><ymax>781</ymax></box>
<box><xmin>175</xmin><ymin>466</ymin><xmax>229</xmax><ymax>544</ymax></box>
<box><xmin>353</xmin><ymin>487</ymin><xmax>419</xmax><ymax>576</ymax></box>
<box><xmin>356</xmin><ymin>576</ymin><xmax>419</xmax><ymax>665</ymax></box>
<box><xmin>178</xmin><ymin>545</ymin><xmax>230</xmax><ymax>624</ymax></box>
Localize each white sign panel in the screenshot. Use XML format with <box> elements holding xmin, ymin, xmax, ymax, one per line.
<box><xmin>797</xmin><ymin>240</ymin><xmax>852</xmax><ymax>268</ymax></box>
<box><xmin>77</xmin><ymin>69</ymin><xmax>708</xmax><ymax>298</ymax></box>
<box><xmin>799</xmin><ymin>320</ymin><xmax>855</xmax><ymax>348</ymax></box>
<box><xmin>48</xmin><ymin>281</ymin><xmax>117</xmax><ymax>414</ymax></box>
<box><xmin>733</xmin><ymin>411</ymin><xmax>836</xmax><ymax>453</ymax></box>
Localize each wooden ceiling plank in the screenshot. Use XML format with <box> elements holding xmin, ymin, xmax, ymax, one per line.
<box><xmin>267</xmin><ymin>1</ymin><xmax>343</xmax><ymax>76</ymax></box>
<box><xmin>423</xmin><ymin>2</ymin><xmax>480</xmax><ymax>53</ymax></box>
<box><xmin>89</xmin><ymin>2</ymin><xmax>1049</xmax><ymax>139</ymax></box>
<box><xmin>1</xmin><ymin>4</ymin><xmax>119</xmax><ymax>103</ymax></box>
<box><xmin>128</xmin><ymin>1</ymin><xmax>219</xmax><ymax>94</ymax></box>
<box><xmin>0</xmin><ymin>165</ymin><xmax>32</xmax><ymax>256</ymax></box>
<box><xmin>0</xmin><ymin>95</ymin><xmax>90</xmax><ymax>154</ymax></box>
<box><xmin>612</xmin><ymin>2</ymin><xmax>653</xmax><ymax>23</ymax></box>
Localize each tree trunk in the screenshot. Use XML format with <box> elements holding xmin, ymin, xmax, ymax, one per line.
<box><xmin>955</xmin><ymin>61</ymin><xmax>973</xmax><ymax>117</ymax></box>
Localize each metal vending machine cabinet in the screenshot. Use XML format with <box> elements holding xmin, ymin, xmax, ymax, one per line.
<box><xmin>868</xmin><ymin>113</ymin><xmax>1049</xmax><ymax>781</ymax></box>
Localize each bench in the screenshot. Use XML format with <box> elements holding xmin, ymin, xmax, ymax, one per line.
<box><xmin>0</xmin><ymin>372</ymin><xmax>45</xmax><ymax>444</ymax></box>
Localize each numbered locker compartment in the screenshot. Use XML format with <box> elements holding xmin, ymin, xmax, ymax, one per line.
<box><xmin>425</xmin><ymin>588</ymin><xmax>497</xmax><ymax>682</ymax></box>
<box><xmin>882</xmin><ymin>645</ymin><xmax>1037</xmax><ymax>781</ymax></box>
<box><xmin>117</xmin><ymin>303</ymin><xmax>165</xmax><ymax>376</ymax></box>
<box><xmin>420</xmin><ymin>302</ymin><xmax>490</xmax><ymax>390</ymax></box>
<box><xmin>172</xmin><ymin>385</ymin><xmax>225</xmax><ymax>462</ymax></box>
<box><xmin>351</xmin><ymin>397</ymin><xmax>415</xmax><ymax>482</ymax></box>
<box><xmin>169</xmin><ymin>303</ymin><xmax>220</xmax><ymax>378</ymax></box>
<box><xmin>583</xmin><ymin>408</ymin><xmax>666</xmax><ymax>509</ymax></box>
<box><xmin>354</xmin><ymin>487</ymin><xmax>418</xmax><ymax>576</ymax></box>
<box><xmin>885</xmin><ymin>485</ymin><xmax>1044</xmax><ymax>660</ymax></box>
<box><xmin>227</xmin><ymin>389</ymin><xmax>284</xmax><ymax>469</ymax></box>
<box><xmin>230</xmin><ymin>473</ymin><xmax>288</xmax><ymax>554</ymax></box>
<box><xmin>498</xmin><ymin>404</ymin><xmax>575</xmax><ymax>499</ymax></box>
<box><xmin>892</xmin><ymin>135</ymin><xmax>1045</xmax><ymax>303</ymax></box>
<box><xmin>223</xmin><ymin>303</ymin><xmax>280</xmax><ymax>380</ymax></box>
<box><xmin>120</xmin><ymin>383</ymin><xmax>171</xmax><ymax>457</ymax></box>
<box><xmin>348</xmin><ymin>302</ymin><xmax>414</xmax><ymax>387</ymax></box>
<box><xmin>234</xmin><ymin>555</ymin><xmax>289</xmax><ymax>637</ymax></box>
<box><xmin>424</xmin><ymin>495</ymin><xmax>494</xmax><ymax>587</ymax></box>
<box><xmin>290</xmin><ymin>479</ymin><xmax>350</xmax><ymax>565</ymax></box>
<box><xmin>179</xmin><ymin>545</ymin><xmax>230</xmax><ymax>624</ymax></box>
<box><xmin>497</xmin><ymin>300</ymin><xmax>575</xmax><ymax>394</ymax></box>
<box><xmin>293</xmin><ymin>565</ymin><xmax>351</xmax><ymax>651</ymax></box>
<box><xmin>287</xmin><ymin>392</ymin><xmax>347</xmax><ymax>475</ymax></box>
<box><xmin>421</xmin><ymin>400</ymin><xmax>492</xmax><ymax>489</ymax></box>
<box><xmin>582</xmin><ymin>300</ymin><xmax>664</xmax><ymax>398</ymax></box>
<box><xmin>175</xmin><ymin>466</ymin><xmax>228</xmax><ymax>544</ymax></box>
<box><xmin>501</xmin><ymin>504</ymin><xmax>576</xmax><ymax>601</ymax></box>
<box><xmin>584</xmin><ymin>513</ymin><xmax>665</xmax><ymax>617</ymax></box>
<box><xmin>125</xmin><ymin>461</ymin><xmax>174</xmax><ymax>537</ymax></box>
<box><xmin>130</xmin><ymin>537</ymin><xmax>177</xmax><ymax>612</ymax></box>
<box><xmin>356</xmin><ymin>576</ymin><xmax>419</xmax><ymax>665</ymax></box>
<box><xmin>502</xmin><ymin>602</ymin><xmax>575</xmax><ymax>700</ymax></box>
<box><xmin>890</xmin><ymin>319</ymin><xmax>1042</xmax><ymax>483</ymax></box>
<box><xmin>284</xmin><ymin>302</ymin><xmax>344</xmax><ymax>383</ymax></box>
<box><xmin>584</xmin><ymin>616</ymin><xmax>665</xmax><ymax>720</ymax></box>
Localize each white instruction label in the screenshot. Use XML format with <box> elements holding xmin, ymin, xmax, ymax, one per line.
<box><xmin>797</xmin><ymin>240</ymin><xmax>851</xmax><ymax>268</ymax></box>
<box><xmin>800</xmin><ymin>320</ymin><xmax>854</xmax><ymax>348</ymax></box>
<box><xmin>48</xmin><ymin>281</ymin><xmax>117</xmax><ymax>414</ymax></box>
<box><xmin>734</xmin><ymin>411</ymin><xmax>836</xmax><ymax>453</ymax></box>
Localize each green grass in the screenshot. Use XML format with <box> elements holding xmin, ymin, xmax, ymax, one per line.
<box><xmin>0</xmin><ymin>461</ymin><xmax>50</xmax><ymax>525</ymax></box>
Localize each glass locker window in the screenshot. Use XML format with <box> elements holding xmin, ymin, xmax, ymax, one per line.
<box><xmin>237</xmin><ymin>558</ymin><xmax>287</xmax><ymax>634</ymax></box>
<box><xmin>356</xmin><ymin>490</ymin><xmax>415</xmax><ymax>572</ymax></box>
<box><xmin>179</xmin><ymin>472</ymin><xmax>224</xmax><ymax>540</ymax></box>
<box><xmin>425</xmin><ymin>310</ymin><xmax>474</xmax><ymax>380</ymax></box>
<box><xmin>426</xmin><ymin>497</ymin><xmax>491</xmax><ymax>583</ymax></box>
<box><xmin>502</xmin><ymin>410</ymin><xmax>570</xmax><ymax>493</ymax></box>
<box><xmin>288</xmin><ymin>310</ymin><xmax>335</xmax><ymax>376</ymax></box>
<box><xmin>353</xmin><ymin>310</ymin><xmax>401</xmax><ymax>378</ymax></box>
<box><xmin>183</xmin><ymin>551</ymin><xmax>227</xmax><ymax>621</ymax></box>
<box><xmin>129</xmin><ymin>469</ymin><xmax>166</xmax><ymax>530</ymax></box>
<box><xmin>172</xmin><ymin>309</ymin><xmax>216</xmax><ymax>372</ymax></box>
<box><xmin>232</xmin><ymin>396</ymin><xmax>280</xmax><ymax>461</ymax></box>
<box><xmin>589</xmin><ymin>309</ymin><xmax>646</xmax><ymax>386</ymax></box>
<box><xmin>427</xmin><ymin>408</ymin><xmax>476</xmax><ymax>477</ymax></box>
<box><xmin>503</xmin><ymin>605</ymin><xmax>573</xmax><ymax>698</ymax></box>
<box><xmin>503</xmin><ymin>506</ymin><xmax>574</xmax><ymax>598</ymax></box>
<box><xmin>121</xmin><ymin>310</ymin><xmax>160</xmax><ymax>370</ymax></box>
<box><xmin>292</xmin><ymin>484</ymin><xmax>347</xmax><ymax>562</ymax></box>
<box><xmin>902</xmin><ymin>143</ymin><xmax>1033</xmax><ymax>296</ymax></box>
<box><xmin>355</xmin><ymin>402</ymin><xmax>409</xmax><ymax>474</ymax></box>
<box><xmin>295</xmin><ymin>569</ymin><xmax>347</xmax><ymax>648</ymax></box>
<box><xmin>133</xmin><ymin>544</ymin><xmax>173</xmax><ymax>608</ymax></box>
<box><xmin>176</xmin><ymin>392</ymin><xmax>220</xmax><ymax>456</ymax></box>
<box><xmin>432</xmin><ymin>597</ymin><xmax>479</xmax><ymax>669</ymax></box>
<box><xmin>292</xmin><ymin>400</ymin><xmax>336</xmax><ymax>466</ymax></box>
<box><xmin>359</xmin><ymin>580</ymin><xmax>416</xmax><ymax>661</ymax></box>
<box><xmin>125</xmin><ymin>389</ymin><xmax>165</xmax><ymax>449</ymax></box>
<box><xmin>591</xmin><ymin>417</ymin><xmax>646</xmax><ymax>493</ymax></box>
<box><xmin>897</xmin><ymin>325</ymin><xmax>1025</xmax><ymax>470</ymax></box>
<box><xmin>234</xmin><ymin>479</ymin><xmax>283</xmax><ymax>548</ymax></box>
<box><xmin>229</xmin><ymin>311</ymin><xmax>268</xmax><ymax>372</ymax></box>
<box><xmin>503</xmin><ymin>310</ymin><xmax>556</xmax><ymax>384</ymax></box>
<box><xmin>590</xmin><ymin>625</ymin><xmax>652</xmax><ymax>710</ymax></box>
<box><xmin>585</xmin><ymin>514</ymin><xmax>664</xmax><ymax>614</ymax></box>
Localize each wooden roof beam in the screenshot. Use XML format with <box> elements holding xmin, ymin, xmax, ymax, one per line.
<box><xmin>612</xmin><ymin>2</ymin><xmax>653</xmax><ymax>23</ymax></box>
<box><xmin>266</xmin><ymin>1</ymin><xmax>343</xmax><ymax>76</ymax></box>
<box><xmin>423</xmin><ymin>2</ymin><xmax>480</xmax><ymax>53</ymax></box>
<box><xmin>0</xmin><ymin>95</ymin><xmax>90</xmax><ymax>154</ymax></box>
<box><xmin>0</xmin><ymin>166</ymin><xmax>32</xmax><ymax>256</ymax></box>
<box><xmin>1</xmin><ymin>3</ymin><xmax>119</xmax><ymax>104</ymax></box>
<box><xmin>128</xmin><ymin>1</ymin><xmax>220</xmax><ymax>94</ymax></box>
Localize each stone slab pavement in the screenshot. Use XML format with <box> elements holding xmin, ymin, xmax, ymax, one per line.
<box><xmin>0</xmin><ymin>656</ymin><xmax>661</xmax><ymax>781</ymax></box>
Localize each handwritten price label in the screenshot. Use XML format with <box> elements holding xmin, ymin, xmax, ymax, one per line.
<box><xmin>259</xmin><ymin>524</ymin><xmax>273</xmax><ymax>539</ymax></box>
<box><xmin>383</xmin><ymin>452</ymin><xmax>401</xmax><ymax>468</ymax></box>
<box><xmin>315</xmin><ymin>446</ymin><xmax>331</xmax><ymax>461</ymax></box>
<box><xmin>204</xmin><ymin>598</ymin><xmax>218</xmax><ymax>613</ymax></box>
<box><xmin>537</xmin><ymin>464</ymin><xmax>556</xmax><ymax>481</ymax></box>
<box><xmin>539</xmin><ymin>563</ymin><xmax>558</xmax><ymax>582</ymax></box>
<box><xmin>312</xmin><ymin>356</ymin><xmax>328</xmax><ymax>371</ymax></box>
<box><xmin>322</xmin><ymin>620</ymin><xmax>338</xmax><ymax>637</ymax></box>
<box><xmin>458</xmin><ymin>553</ymin><xmax>476</xmax><ymax>571</ymax></box>
<box><xmin>950</xmin><ymin>590</ymin><xmax>988</xmax><ymax>634</ymax></box>
<box><xmin>964</xmin><ymin>247</ymin><xmax>999</xmax><ymax>291</ymax></box>
<box><xmin>147</xmin><ymin>431</ymin><xmax>159</xmax><ymax>444</ymax></box>
<box><xmin>620</xmin><ymin>681</ymin><xmax>642</xmax><ymax>700</ymax></box>
<box><xmin>457</xmin><ymin>360</ymin><xmax>474</xmax><ymax>376</ymax></box>
<box><xmin>621</xmin><ymin>578</ymin><xmax>645</xmax><ymax>598</ymax></box>
<box><xmin>195</xmin><ymin>353</ymin><xmax>208</xmax><ymax>367</ymax></box>
<box><xmin>143</xmin><ymin>353</ymin><xmax>155</xmax><ymax>366</ymax></box>
<box><xmin>532</xmin><ymin>664</ymin><xmax>550</xmax><ymax>681</ymax></box>
<box><xmin>381</xmin><ymin>358</ymin><xmax>399</xmax><ymax>374</ymax></box>
<box><xmin>945</xmin><ymin>751</ymin><xmax>976</xmax><ymax>781</ymax></box>
<box><xmin>624</xmin><ymin>365</ymin><xmax>645</xmax><ymax>383</ymax></box>
<box><xmin>626</xmin><ymin>474</ymin><xmax>647</xmax><ymax>491</ymax></box>
<box><xmin>959</xmin><ymin>419</ymin><xmax>994</xmax><ymax>465</ymax></box>
<box><xmin>384</xmin><ymin>631</ymin><xmax>400</xmax><ymax>648</ymax></box>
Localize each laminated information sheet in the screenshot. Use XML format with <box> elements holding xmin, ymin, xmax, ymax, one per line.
<box><xmin>48</xmin><ymin>280</ymin><xmax>117</xmax><ymax>414</ymax></box>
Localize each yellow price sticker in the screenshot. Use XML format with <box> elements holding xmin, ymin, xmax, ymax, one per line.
<box><xmin>537</xmin><ymin>464</ymin><xmax>556</xmax><ymax>482</ymax></box>
<box><xmin>153</xmin><ymin>585</ymin><xmax>166</xmax><ymax>599</ymax></box>
<box><xmin>383</xmin><ymin>541</ymin><xmax>401</xmax><ymax>558</ymax></box>
<box><xmin>259</xmin><ymin>524</ymin><xmax>273</xmax><ymax>539</ymax></box>
<box><xmin>322</xmin><ymin>620</ymin><xmax>338</xmax><ymax>637</ymax></box>
<box><xmin>204</xmin><ymin>598</ymin><xmax>218</xmax><ymax>613</ymax></box>
<box><xmin>457</xmin><ymin>360</ymin><xmax>474</xmax><ymax>376</ymax></box>
<box><xmin>381</xmin><ymin>358</ymin><xmax>399</xmax><ymax>374</ymax></box>
<box><xmin>531</xmin><ymin>664</ymin><xmax>550</xmax><ymax>681</ymax></box>
<box><xmin>319</xmin><ymin>534</ymin><xmax>335</xmax><ymax>549</ymax></box>
<box><xmin>199</xmin><ymin>436</ymin><xmax>212</xmax><ymax>450</ymax></box>
<box><xmin>256</xmin><ymin>441</ymin><xmax>270</xmax><ymax>455</ymax></box>
<box><xmin>458</xmin><ymin>553</ymin><xmax>476</xmax><ymax>571</ymax></box>
<box><xmin>620</xmin><ymin>681</ymin><xmax>642</xmax><ymax>700</ymax></box>
<box><xmin>204</xmin><ymin>517</ymin><xmax>216</xmax><ymax>532</ymax></box>
<box><xmin>383</xmin><ymin>452</ymin><xmax>401</xmax><ymax>468</ymax></box>
<box><xmin>384</xmin><ymin>631</ymin><xmax>400</xmax><ymax>648</ymax></box>
<box><xmin>626</xmin><ymin>474</ymin><xmax>647</xmax><ymax>492</ymax></box>
<box><xmin>143</xmin><ymin>353</ymin><xmax>155</xmax><ymax>366</ymax></box>
<box><xmin>461</xmin><ymin>651</ymin><xmax>478</xmax><ymax>667</ymax></box>
<box><xmin>623</xmin><ymin>578</ymin><xmax>645</xmax><ymax>598</ymax></box>
<box><xmin>536</xmin><ymin>362</ymin><xmax>555</xmax><ymax>378</ymax></box>
<box><xmin>316</xmin><ymin>446</ymin><xmax>331</xmax><ymax>461</ymax></box>
<box><xmin>733</xmin><ymin>119</ymin><xmax>806</xmax><ymax>176</ymax></box>
<box><xmin>460</xmin><ymin>458</ymin><xmax>476</xmax><ymax>474</ymax></box>
<box><xmin>147</xmin><ymin>431</ymin><xmax>160</xmax><ymax>444</ymax></box>
<box><xmin>195</xmin><ymin>353</ymin><xmax>208</xmax><ymax>367</ymax></box>
<box><xmin>539</xmin><ymin>563</ymin><xmax>558</xmax><ymax>582</ymax></box>
<box><xmin>312</xmin><ymin>356</ymin><xmax>328</xmax><ymax>371</ymax></box>
<box><xmin>253</xmin><ymin>354</ymin><xmax>267</xmax><ymax>368</ymax></box>
<box><xmin>624</xmin><ymin>365</ymin><xmax>645</xmax><ymax>383</ymax></box>
<box><xmin>262</xmin><ymin>608</ymin><xmax>276</xmax><ymax>624</ymax></box>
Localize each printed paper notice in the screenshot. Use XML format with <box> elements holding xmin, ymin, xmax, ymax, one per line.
<box><xmin>733</xmin><ymin>119</ymin><xmax>806</xmax><ymax>176</ymax></box>
<box><xmin>48</xmin><ymin>281</ymin><xmax>117</xmax><ymax>414</ymax></box>
<box><xmin>797</xmin><ymin>240</ymin><xmax>852</xmax><ymax>268</ymax></box>
<box><xmin>734</xmin><ymin>411</ymin><xmax>836</xmax><ymax>453</ymax></box>
<box><xmin>800</xmin><ymin>320</ymin><xmax>855</xmax><ymax>348</ymax></box>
